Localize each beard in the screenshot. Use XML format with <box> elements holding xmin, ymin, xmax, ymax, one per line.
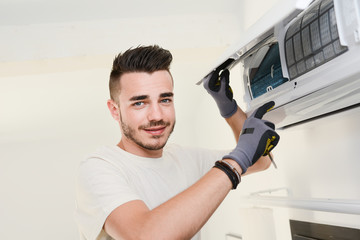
<box><xmin>120</xmin><ymin>118</ymin><xmax>175</xmax><ymax>151</ymax></box>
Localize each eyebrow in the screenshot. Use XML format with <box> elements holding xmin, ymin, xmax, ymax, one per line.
<box><xmin>160</xmin><ymin>92</ymin><xmax>174</xmax><ymax>98</ymax></box>
<box><xmin>129</xmin><ymin>95</ymin><xmax>148</xmax><ymax>101</ymax></box>
<box><xmin>129</xmin><ymin>92</ymin><xmax>174</xmax><ymax>101</ymax></box>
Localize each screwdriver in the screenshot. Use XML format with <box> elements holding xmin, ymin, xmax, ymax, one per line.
<box><xmin>265</xmin><ymin>135</ymin><xmax>278</xmax><ymax>169</ymax></box>
<box><xmin>268</xmin><ymin>153</ymin><xmax>277</xmax><ymax>169</ymax></box>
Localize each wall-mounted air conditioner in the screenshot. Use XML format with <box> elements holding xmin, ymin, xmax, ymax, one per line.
<box><xmin>200</xmin><ymin>0</ymin><xmax>360</xmax><ymax>128</ymax></box>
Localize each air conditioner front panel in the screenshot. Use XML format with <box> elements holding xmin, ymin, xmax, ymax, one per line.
<box><xmin>200</xmin><ymin>0</ymin><xmax>360</xmax><ymax>128</ymax></box>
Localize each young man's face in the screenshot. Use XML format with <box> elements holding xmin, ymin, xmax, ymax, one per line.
<box><xmin>117</xmin><ymin>70</ymin><xmax>175</xmax><ymax>153</ymax></box>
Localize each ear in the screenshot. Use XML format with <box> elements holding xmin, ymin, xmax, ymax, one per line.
<box><xmin>107</xmin><ymin>99</ymin><xmax>120</xmax><ymax>122</ymax></box>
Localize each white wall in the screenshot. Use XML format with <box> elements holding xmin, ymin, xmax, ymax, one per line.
<box><xmin>0</xmin><ymin>66</ymin><xmax>116</xmax><ymax>239</ymax></box>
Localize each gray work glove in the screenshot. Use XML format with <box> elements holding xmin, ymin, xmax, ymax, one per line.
<box><xmin>222</xmin><ymin>101</ymin><xmax>280</xmax><ymax>174</ymax></box>
<box><xmin>203</xmin><ymin>69</ymin><xmax>238</xmax><ymax>118</ymax></box>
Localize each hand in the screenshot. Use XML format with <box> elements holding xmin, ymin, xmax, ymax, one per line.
<box><xmin>222</xmin><ymin>101</ymin><xmax>280</xmax><ymax>174</ymax></box>
<box><xmin>203</xmin><ymin>69</ymin><xmax>237</xmax><ymax>118</ymax></box>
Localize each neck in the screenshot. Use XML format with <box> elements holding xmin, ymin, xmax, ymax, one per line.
<box><xmin>117</xmin><ymin>139</ymin><xmax>163</xmax><ymax>158</ymax></box>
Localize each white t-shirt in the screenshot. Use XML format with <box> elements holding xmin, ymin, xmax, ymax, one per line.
<box><xmin>75</xmin><ymin>143</ymin><xmax>227</xmax><ymax>240</ymax></box>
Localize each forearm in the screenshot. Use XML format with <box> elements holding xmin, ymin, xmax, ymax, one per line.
<box><xmin>105</xmin><ymin>167</ymin><xmax>235</xmax><ymax>240</ymax></box>
<box><xmin>225</xmin><ymin>106</ymin><xmax>247</xmax><ymax>141</ymax></box>
<box><xmin>143</xmin><ymin>168</ymin><xmax>232</xmax><ymax>239</ymax></box>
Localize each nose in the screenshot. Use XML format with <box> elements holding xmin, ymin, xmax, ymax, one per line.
<box><xmin>147</xmin><ymin>103</ymin><xmax>163</xmax><ymax>121</ymax></box>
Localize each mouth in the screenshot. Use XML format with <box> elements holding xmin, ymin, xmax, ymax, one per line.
<box><xmin>143</xmin><ymin>126</ymin><xmax>167</xmax><ymax>136</ymax></box>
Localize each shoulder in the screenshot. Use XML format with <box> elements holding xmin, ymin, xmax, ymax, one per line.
<box><xmin>77</xmin><ymin>145</ymin><xmax>130</xmax><ymax>186</ymax></box>
<box><xmin>79</xmin><ymin>145</ymin><xmax>134</xmax><ymax>170</ymax></box>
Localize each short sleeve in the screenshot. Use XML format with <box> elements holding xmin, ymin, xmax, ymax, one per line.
<box><xmin>75</xmin><ymin>157</ymin><xmax>141</xmax><ymax>240</ymax></box>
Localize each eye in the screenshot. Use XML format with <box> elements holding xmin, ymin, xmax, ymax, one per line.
<box><xmin>133</xmin><ymin>101</ymin><xmax>144</xmax><ymax>107</ymax></box>
<box><xmin>161</xmin><ymin>98</ymin><xmax>172</xmax><ymax>104</ymax></box>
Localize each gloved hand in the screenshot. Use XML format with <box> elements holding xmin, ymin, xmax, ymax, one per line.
<box><xmin>203</xmin><ymin>69</ymin><xmax>238</xmax><ymax>118</ymax></box>
<box><xmin>222</xmin><ymin>101</ymin><xmax>280</xmax><ymax>174</ymax></box>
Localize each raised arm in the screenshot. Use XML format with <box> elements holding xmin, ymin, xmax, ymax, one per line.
<box><xmin>203</xmin><ymin>69</ymin><xmax>274</xmax><ymax>174</ymax></box>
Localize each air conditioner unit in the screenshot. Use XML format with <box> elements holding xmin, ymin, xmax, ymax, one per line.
<box><xmin>199</xmin><ymin>0</ymin><xmax>360</xmax><ymax>128</ymax></box>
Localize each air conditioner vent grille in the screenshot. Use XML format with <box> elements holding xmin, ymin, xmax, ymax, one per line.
<box><xmin>285</xmin><ymin>0</ymin><xmax>348</xmax><ymax>80</ymax></box>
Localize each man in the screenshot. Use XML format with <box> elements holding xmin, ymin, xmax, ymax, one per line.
<box><xmin>75</xmin><ymin>45</ymin><xmax>279</xmax><ymax>240</ymax></box>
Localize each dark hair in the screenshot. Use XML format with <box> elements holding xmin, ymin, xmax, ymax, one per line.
<box><xmin>109</xmin><ymin>45</ymin><xmax>173</xmax><ymax>103</ymax></box>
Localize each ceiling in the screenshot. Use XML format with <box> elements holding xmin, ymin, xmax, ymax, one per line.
<box><xmin>0</xmin><ymin>0</ymin><xmax>243</xmax><ymax>64</ymax></box>
<box><xmin>0</xmin><ymin>0</ymin><xmax>241</xmax><ymax>26</ymax></box>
